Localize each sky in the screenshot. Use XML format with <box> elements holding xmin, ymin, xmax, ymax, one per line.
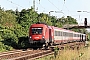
<box><xmin>0</xmin><ymin>0</ymin><xmax>90</xmax><ymax>25</ymax></box>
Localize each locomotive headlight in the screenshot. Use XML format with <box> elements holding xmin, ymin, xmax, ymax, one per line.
<box><xmin>30</xmin><ymin>36</ymin><xmax>32</xmax><ymax>38</ymax></box>
<box><xmin>42</xmin><ymin>36</ymin><xmax>44</xmax><ymax>38</ymax></box>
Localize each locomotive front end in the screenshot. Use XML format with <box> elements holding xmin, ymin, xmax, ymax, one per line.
<box><xmin>29</xmin><ymin>24</ymin><xmax>46</xmax><ymax>45</ymax></box>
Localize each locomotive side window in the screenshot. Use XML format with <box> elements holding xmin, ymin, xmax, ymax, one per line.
<box><xmin>32</xmin><ymin>28</ymin><xmax>42</xmax><ymax>34</ymax></box>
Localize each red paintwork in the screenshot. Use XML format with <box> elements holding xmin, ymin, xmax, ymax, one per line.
<box><xmin>29</xmin><ymin>23</ymin><xmax>86</xmax><ymax>44</ymax></box>
<box><xmin>32</xmin><ymin>35</ymin><xmax>42</xmax><ymax>40</ymax></box>
<box><xmin>29</xmin><ymin>24</ymin><xmax>49</xmax><ymax>42</ymax></box>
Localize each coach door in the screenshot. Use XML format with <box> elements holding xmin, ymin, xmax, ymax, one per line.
<box><xmin>49</xmin><ymin>29</ymin><xmax>52</xmax><ymax>43</ymax></box>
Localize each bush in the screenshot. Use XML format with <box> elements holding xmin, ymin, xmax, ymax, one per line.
<box><xmin>18</xmin><ymin>36</ymin><xmax>30</xmax><ymax>49</ymax></box>
<box><xmin>0</xmin><ymin>42</ymin><xmax>13</xmax><ymax>52</ymax></box>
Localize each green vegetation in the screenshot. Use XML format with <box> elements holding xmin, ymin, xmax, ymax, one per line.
<box><xmin>37</xmin><ymin>42</ymin><xmax>90</xmax><ymax>60</ymax></box>
<box><xmin>0</xmin><ymin>7</ymin><xmax>89</xmax><ymax>52</ymax></box>
<box><xmin>37</xmin><ymin>48</ymin><xmax>90</xmax><ymax>60</ymax></box>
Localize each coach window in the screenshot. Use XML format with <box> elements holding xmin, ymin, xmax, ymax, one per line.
<box><xmin>56</xmin><ymin>31</ymin><xmax>57</xmax><ymax>36</ymax></box>
<box><xmin>58</xmin><ymin>31</ymin><xmax>60</xmax><ymax>36</ymax></box>
<box><xmin>75</xmin><ymin>34</ymin><xmax>77</xmax><ymax>37</ymax></box>
<box><xmin>71</xmin><ymin>33</ymin><xmax>73</xmax><ymax>37</ymax></box>
<box><xmin>64</xmin><ymin>32</ymin><xmax>65</xmax><ymax>36</ymax></box>
<box><xmin>70</xmin><ymin>33</ymin><xmax>72</xmax><ymax>37</ymax></box>
<box><xmin>62</xmin><ymin>32</ymin><xmax>63</xmax><ymax>36</ymax></box>
<box><xmin>67</xmin><ymin>32</ymin><xmax>68</xmax><ymax>36</ymax></box>
<box><xmin>55</xmin><ymin>31</ymin><xmax>57</xmax><ymax>36</ymax></box>
<box><xmin>70</xmin><ymin>33</ymin><xmax>71</xmax><ymax>37</ymax></box>
<box><xmin>69</xmin><ymin>33</ymin><xmax>70</xmax><ymax>37</ymax></box>
<box><xmin>60</xmin><ymin>31</ymin><xmax>61</xmax><ymax>36</ymax></box>
<box><xmin>65</xmin><ymin>32</ymin><xmax>66</xmax><ymax>36</ymax></box>
<box><xmin>76</xmin><ymin>34</ymin><xmax>77</xmax><ymax>37</ymax></box>
<box><xmin>69</xmin><ymin>33</ymin><xmax>71</xmax><ymax>37</ymax></box>
<box><xmin>75</xmin><ymin>34</ymin><xmax>76</xmax><ymax>37</ymax></box>
<box><xmin>61</xmin><ymin>32</ymin><xmax>63</xmax><ymax>36</ymax></box>
<box><xmin>63</xmin><ymin>32</ymin><xmax>65</xmax><ymax>36</ymax></box>
<box><xmin>63</xmin><ymin>32</ymin><xmax>64</xmax><ymax>36</ymax></box>
<box><xmin>74</xmin><ymin>34</ymin><xmax>75</xmax><ymax>37</ymax></box>
<box><xmin>57</xmin><ymin>31</ymin><xmax>58</xmax><ymax>36</ymax></box>
<box><xmin>61</xmin><ymin>32</ymin><xmax>62</xmax><ymax>36</ymax></box>
<box><xmin>79</xmin><ymin>34</ymin><xmax>80</xmax><ymax>37</ymax></box>
<box><xmin>58</xmin><ymin>31</ymin><xmax>59</xmax><ymax>36</ymax></box>
<box><xmin>77</xmin><ymin>34</ymin><xmax>78</xmax><ymax>37</ymax></box>
<box><xmin>65</xmin><ymin>32</ymin><xmax>67</xmax><ymax>36</ymax></box>
<box><xmin>55</xmin><ymin>31</ymin><xmax>56</xmax><ymax>36</ymax></box>
<box><xmin>66</xmin><ymin>32</ymin><xmax>68</xmax><ymax>36</ymax></box>
<box><xmin>64</xmin><ymin>32</ymin><xmax>66</xmax><ymax>36</ymax></box>
<box><xmin>56</xmin><ymin>31</ymin><xmax>58</xmax><ymax>36</ymax></box>
<box><xmin>68</xmin><ymin>33</ymin><xmax>69</xmax><ymax>37</ymax></box>
<box><xmin>68</xmin><ymin>33</ymin><xmax>69</xmax><ymax>36</ymax></box>
<box><xmin>67</xmin><ymin>33</ymin><xmax>68</xmax><ymax>36</ymax></box>
<box><xmin>68</xmin><ymin>33</ymin><xmax>70</xmax><ymax>37</ymax></box>
<box><xmin>78</xmin><ymin>34</ymin><xmax>79</xmax><ymax>37</ymax></box>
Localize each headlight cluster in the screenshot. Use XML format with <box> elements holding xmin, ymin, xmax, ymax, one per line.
<box><xmin>42</xmin><ymin>36</ymin><xmax>44</xmax><ymax>38</ymax></box>
<box><xmin>30</xmin><ymin>36</ymin><xmax>32</xmax><ymax>38</ymax></box>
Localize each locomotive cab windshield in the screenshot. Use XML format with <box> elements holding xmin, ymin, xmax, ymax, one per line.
<box><xmin>32</xmin><ymin>28</ymin><xmax>43</xmax><ymax>35</ymax></box>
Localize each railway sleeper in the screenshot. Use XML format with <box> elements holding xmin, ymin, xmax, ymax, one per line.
<box><xmin>8</xmin><ymin>50</ymin><xmax>53</xmax><ymax>60</ymax></box>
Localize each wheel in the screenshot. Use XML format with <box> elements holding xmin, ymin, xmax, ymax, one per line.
<box><xmin>42</xmin><ymin>43</ymin><xmax>49</xmax><ymax>49</ymax></box>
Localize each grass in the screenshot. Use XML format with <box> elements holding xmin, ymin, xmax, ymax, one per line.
<box><xmin>36</xmin><ymin>42</ymin><xmax>90</xmax><ymax>60</ymax></box>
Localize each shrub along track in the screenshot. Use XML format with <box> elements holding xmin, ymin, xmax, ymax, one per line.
<box><xmin>56</xmin><ymin>41</ymin><xmax>85</xmax><ymax>50</ymax></box>
<box><xmin>0</xmin><ymin>49</ymin><xmax>54</xmax><ymax>60</ymax></box>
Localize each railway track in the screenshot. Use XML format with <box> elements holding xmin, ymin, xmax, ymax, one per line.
<box><xmin>0</xmin><ymin>49</ymin><xmax>54</xmax><ymax>60</ymax></box>
<box><xmin>0</xmin><ymin>41</ymin><xmax>85</xmax><ymax>60</ymax></box>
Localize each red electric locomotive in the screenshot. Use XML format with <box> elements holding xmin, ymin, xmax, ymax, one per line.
<box><xmin>29</xmin><ymin>23</ymin><xmax>53</xmax><ymax>47</ymax></box>
<box><xmin>29</xmin><ymin>23</ymin><xmax>86</xmax><ymax>47</ymax></box>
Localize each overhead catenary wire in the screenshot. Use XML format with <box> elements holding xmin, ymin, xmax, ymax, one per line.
<box><xmin>36</xmin><ymin>1</ymin><xmax>46</xmax><ymax>12</ymax></box>
<box><xmin>6</xmin><ymin>0</ymin><xmax>24</xmax><ymax>8</ymax></box>
<box><xmin>48</xmin><ymin>0</ymin><xmax>60</xmax><ymax>11</ymax></box>
<box><xmin>48</xmin><ymin>0</ymin><xmax>65</xmax><ymax>15</ymax></box>
<box><xmin>60</xmin><ymin>0</ymin><xmax>70</xmax><ymax>16</ymax></box>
